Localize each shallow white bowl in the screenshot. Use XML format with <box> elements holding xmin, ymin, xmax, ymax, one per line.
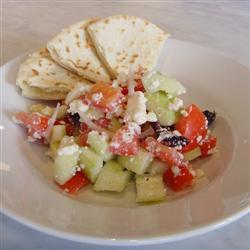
<box><xmin>1</xmin><ymin>39</ymin><xmax>249</xmax><ymax>246</ymax></box>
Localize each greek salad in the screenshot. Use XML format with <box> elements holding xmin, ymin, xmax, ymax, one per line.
<box><xmin>13</xmin><ymin>71</ymin><xmax>217</xmax><ymax>203</ymax></box>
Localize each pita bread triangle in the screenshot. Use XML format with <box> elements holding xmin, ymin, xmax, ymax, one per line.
<box><xmin>16</xmin><ymin>48</ymin><xmax>91</xmax><ymax>100</ymax></box>
<box><xmin>87</xmin><ymin>15</ymin><xmax>169</xmax><ymax>78</ymax></box>
<box><xmin>47</xmin><ymin>19</ymin><xmax>112</xmax><ymax>83</ymax></box>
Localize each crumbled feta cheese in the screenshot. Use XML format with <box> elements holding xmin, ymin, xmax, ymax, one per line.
<box><xmin>171</xmin><ymin>165</ymin><xmax>181</xmax><ymax>177</ymax></box>
<box><xmin>79</xmin><ymin>164</ymin><xmax>85</xmax><ymax>170</ymax></box>
<box><xmin>147</xmin><ymin>112</ymin><xmax>157</xmax><ymax>122</ymax></box>
<box><xmin>68</xmin><ymin>99</ymin><xmax>88</xmax><ymax>114</ymax></box>
<box><xmin>168</xmin><ymin>97</ymin><xmax>183</xmax><ymax>111</ymax></box>
<box><xmin>124</xmin><ymin>91</ymin><xmax>148</xmax><ymax>125</ymax></box>
<box><xmin>121</xmin><ymin>122</ymin><xmax>141</xmax><ymax>143</ymax></box>
<box><xmin>92</xmin><ymin>93</ymin><xmax>103</xmax><ymax>103</ymax></box>
<box><xmin>180</xmin><ymin>109</ymin><xmax>188</xmax><ymax>117</ymax></box>
<box><xmin>57</xmin><ymin>136</ymin><xmax>79</xmax><ymax>156</ymax></box>
<box><xmin>67</xmin><ymin>99</ymin><xmax>89</xmax><ymax>122</ymax></box>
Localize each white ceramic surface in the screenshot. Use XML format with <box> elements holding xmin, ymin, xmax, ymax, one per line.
<box><xmin>1</xmin><ymin>39</ymin><xmax>250</xmax><ymax>246</ymax></box>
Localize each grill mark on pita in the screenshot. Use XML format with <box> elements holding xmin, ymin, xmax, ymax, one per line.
<box><xmin>31</xmin><ymin>69</ymin><xmax>39</xmax><ymax>76</ymax></box>
<box><xmin>58</xmin><ymin>38</ymin><xmax>62</xmax><ymax>43</ymax></box>
<box><xmin>97</xmin><ymin>71</ymin><xmax>100</xmax><ymax>75</ymax></box>
<box><xmin>75</xmin><ymin>33</ymin><xmax>80</xmax><ymax>39</ymax></box>
<box><xmin>76</xmin><ymin>41</ymin><xmax>81</xmax><ymax>48</ymax></box>
<box><xmin>104</xmin><ymin>19</ymin><xmax>109</xmax><ymax>24</ymax></box>
<box><xmin>66</xmin><ymin>46</ymin><xmax>70</xmax><ymax>53</ymax></box>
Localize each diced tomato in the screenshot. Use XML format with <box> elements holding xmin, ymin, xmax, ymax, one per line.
<box><xmin>59</xmin><ymin>171</ymin><xmax>89</xmax><ymax>194</ymax></box>
<box><xmin>141</xmin><ymin>137</ymin><xmax>184</xmax><ymax>166</ymax></box>
<box><xmin>62</xmin><ymin>116</ymin><xmax>81</xmax><ymax>136</ymax></box>
<box><xmin>79</xmin><ymin>122</ymin><xmax>90</xmax><ymax>133</ymax></box>
<box><xmin>163</xmin><ymin>165</ymin><xmax>194</xmax><ymax>191</ymax></box>
<box><xmin>135</xmin><ymin>79</ymin><xmax>145</xmax><ymax>92</ymax></box>
<box><xmin>13</xmin><ymin>112</ymin><xmax>50</xmax><ymax>139</ymax></box>
<box><xmin>200</xmin><ymin>135</ymin><xmax>217</xmax><ymax>157</ymax></box>
<box><xmin>109</xmin><ymin>123</ymin><xmax>140</xmax><ymax>156</ymax></box>
<box><xmin>77</xmin><ymin>132</ymin><xmax>89</xmax><ymax>147</ymax></box>
<box><xmin>175</xmin><ymin>104</ymin><xmax>207</xmax><ymax>153</ymax></box>
<box><xmin>96</xmin><ymin>118</ymin><xmax>111</xmax><ymax>128</ymax></box>
<box><xmin>85</xmin><ymin>82</ymin><xmax>122</xmax><ymax>112</ymax></box>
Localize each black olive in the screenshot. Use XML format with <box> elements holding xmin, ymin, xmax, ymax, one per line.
<box><xmin>150</xmin><ymin>122</ymin><xmax>172</xmax><ymax>137</ymax></box>
<box><xmin>68</xmin><ymin>112</ymin><xmax>80</xmax><ymax>124</ymax></box>
<box><xmin>203</xmin><ymin>110</ymin><xmax>216</xmax><ymax>126</ymax></box>
<box><xmin>161</xmin><ymin>135</ymin><xmax>189</xmax><ymax>147</ymax></box>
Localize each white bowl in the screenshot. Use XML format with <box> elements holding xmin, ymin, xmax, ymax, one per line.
<box><xmin>1</xmin><ymin>39</ymin><xmax>249</xmax><ymax>246</ymax></box>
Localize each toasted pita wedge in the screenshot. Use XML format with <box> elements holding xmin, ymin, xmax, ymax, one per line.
<box><xmin>47</xmin><ymin>19</ymin><xmax>112</xmax><ymax>83</ymax></box>
<box><xmin>16</xmin><ymin>48</ymin><xmax>91</xmax><ymax>100</ymax></box>
<box><xmin>87</xmin><ymin>15</ymin><xmax>169</xmax><ymax>78</ymax></box>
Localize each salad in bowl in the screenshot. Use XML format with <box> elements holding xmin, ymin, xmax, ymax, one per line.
<box><xmin>13</xmin><ymin>70</ymin><xmax>217</xmax><ymax>203</ymax></box>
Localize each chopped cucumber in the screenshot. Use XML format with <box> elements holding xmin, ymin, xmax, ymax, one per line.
<box><xmin>50</xmin><ymin>125</ymin><xmax>66</xmax><ymax>143</ymax></box>
<box><xmin>183</xmin><ymin>147</ymin><xmax>202</xmax><ymax>161</ymax></box>
<box><xmin>49</xmin><ymin>141</ymin><xmax>60</xmax><ymax>159</ymax></box>
<box><xmin>135</xmin><ymin>174</ymin><xmax>166</xmax><ymax>202</ymax></box>
<box><xmin>147</xmin><ymin>159</ymin><xmax>166</xmax><ymax>175</ymax></box>
<box><xmin>146</xmin><ymin>91</ymin><xmax>180</xmax><ymax>126</ymax></box>
<box><xmin>54</xmin><ymin>151</ymin><xmax>80</xmax><ymax>185</ymax></box>
<box><xmin>142</xmin><ymin>71</ymin><xmax>186</xmax><ymax>97</ymax></box>
<box><xmin>94</xmin><ymin>161</ymin><xmax>132</xmax><ymax>192</ymax></box>
<box><xmin>87</xmin><ymin>131</ymin><xmax>114</xmax><ymax>161</ymax></box>
<box><xmin>79</xmin><ymin>147</ymin><xmax>103</xmax><ymax>183</ymax></box>
<box><xmin>117</xmin><ymin>148</ymin><xmax>153</xmax><ymax>175</ymax></box>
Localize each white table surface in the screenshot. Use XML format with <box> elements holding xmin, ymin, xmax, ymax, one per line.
<box><xmin>1</xmin><ymin>1</ymin><xmax>250</xmax><ymax>249</ymax></box>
